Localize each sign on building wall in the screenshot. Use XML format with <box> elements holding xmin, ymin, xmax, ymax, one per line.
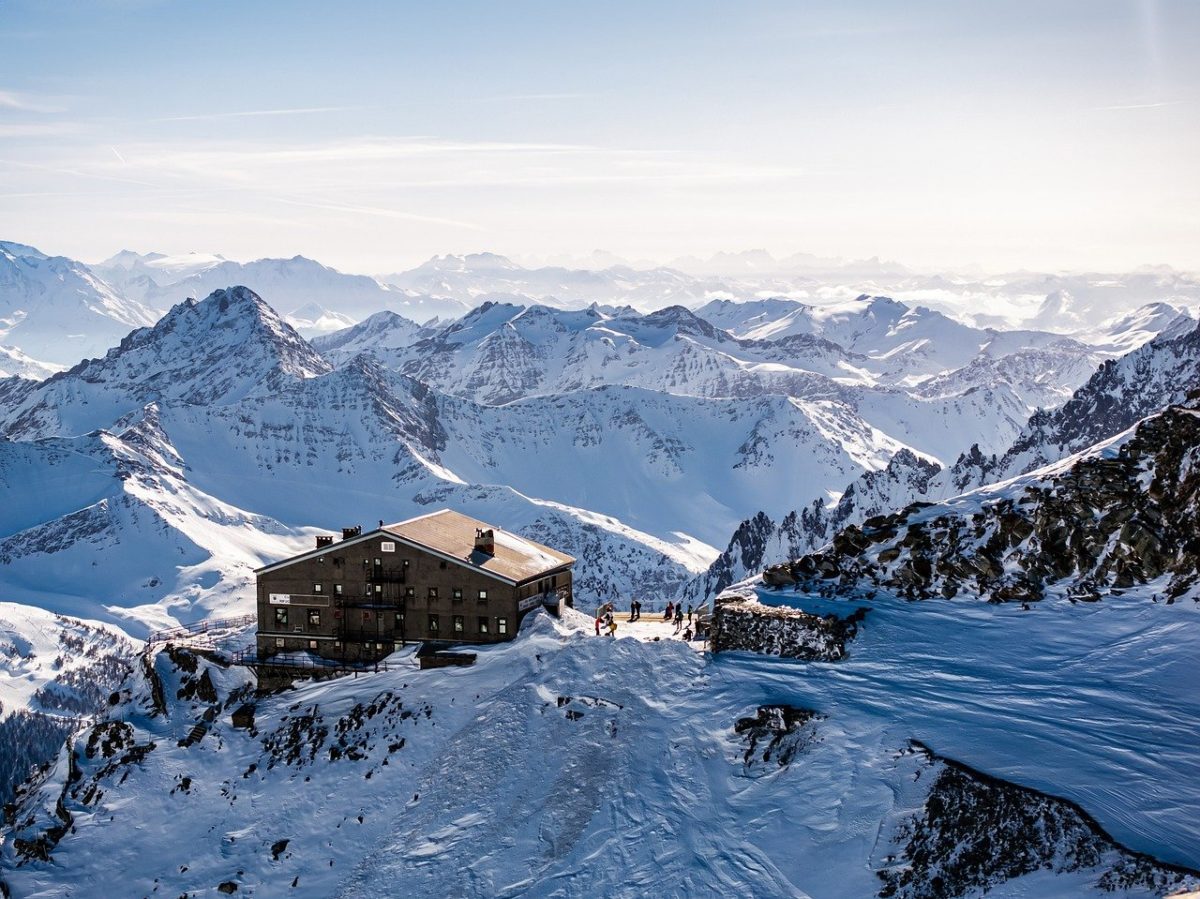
<box><xmin>269</xmin><ymin>594</ymin><xmax>292</xmax><ymax>605</ymax></box>
<box><xmin>518</xmin><ymin>594</ymin><xmax>543</xmax><ymax>612</ymax></box>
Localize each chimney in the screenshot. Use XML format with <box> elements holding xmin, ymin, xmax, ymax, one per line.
<box><xmin>474</xmin><ymin>527</ymin><xmax>495</xmax><ymax>555</ymax></box>
<box><xmin>342</xmin><ymin>525</ymin><xmax>362</xmax><ymax>541</ymax></box>
<box><xmin>315</xmin><ymin>535</ymin><xmax>334</xmax><ymax>548</ymax></box>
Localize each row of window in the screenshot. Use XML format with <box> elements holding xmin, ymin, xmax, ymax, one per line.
<box><xmin>304</xmin><ymin>584</ymin><xmax>489</xmax><ymax>601</ymax></box>
<box><xmin>275</xmin><ymin>608</ymin><xmax>323</xmax><ymax>626</ymax></box>
<box><xmin>271</xmin><ymin>606</ymin><xmax>507</xmax><ymax>635</ymax></box>
<box><xmin>429</xmin><ymin>614</ymin><xmax>507</xmax><ymax>635</ymax></box>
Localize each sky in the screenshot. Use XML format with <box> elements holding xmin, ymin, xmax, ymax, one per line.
<box><xmin>0</xmin><ymin>0</ymin><xmax>1197</xmax><ymax>274</ymax></box>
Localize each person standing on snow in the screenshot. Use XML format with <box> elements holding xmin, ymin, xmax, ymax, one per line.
<box><xmin>664</xmin><ymin>601</ymin><xmax>674</xmax><ymax>622</ymax></box>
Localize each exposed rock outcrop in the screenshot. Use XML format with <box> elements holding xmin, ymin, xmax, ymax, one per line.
<box><xmin>877</xmin><ymin>742</ymin><xmax>1200</xmax><ymax>898</ymax></box>
<box><xmin>734</xmin><ymin>705</ymin><xmax>822</xmax><ymax>768</ymax></box>
<box><xmin>764</xmin><ymin>403</ymin><xmax>1200</xmax><ymax>604</ymax></box>
<box><xmin>710</xmin><ymin>591</ymin><xmax>866</xmax><ymax>659</ymax></box>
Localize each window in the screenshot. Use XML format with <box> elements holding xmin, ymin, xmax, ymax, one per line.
<box><xmin>274</xmin><ymin>607</ymin><xmax>288</xmax><ymax>626</ymax></box>
<box><xmin>497</xmin><ymin>617</ymin><xmax>508</xmax><ymax>635</ymax></box>
<box><xmin>334</xmin><ymin>584</ymin><xmax>343</xmax><ymax>595</ymax></box>
<box><xmin>308</xmin><ymin>640</ymin><xmax>318</xmax><ymax>650</ymax></box>
<box><xmin>452</xmin><ymin>587</ymin><xmax>463</xmax><ymax>601</ymax></box>
<box><xmin>334</xmin><ymin>640</ymin><xmax>342</xmax><ymax>649</ymax></box>
<box><xmin>478</xmin><ymin>617</ymin><xmax>490</xmax><ymax>635</ymax></box>
<box><xmin>374</xmin><ymin>584</ymin><xmax>383</xmax><ymax>595</ymax></box>
<box><xmin>404</xmin><ymin>586</ymin><xmax>415</xmax><ymax>598</ymax></box>
<box><xmin>453</xmin><ymin>615</ymin><xmax>464</xmax><ymax>633</ymax></box>
<box><xmin>428</xmin><ymin>587</ymin><xmax>438</xmax><ymax>600</ymax></box>
<box><xmin>313</xmin><ymin>583</ymin><xmax>323</xmax><ymax>593</ymax></box>
<box><xmin>428</xmin><ymin>614</ymin><xmax>440</xmax><ymax>633</ymax></box>
<box><xmin>362</xmin><ymin>610</ymin><xmax>372</xmax><ymax>622</ymax></box>
<box><xmin>274</xmin><ymin>637</ymin><xmax>284</xmax><ymax>648</ymax></box>
<box><xmin>394</xmin><ymin>612</ymin><xmax>404</xmax><ymax>630</ymax></box>
<box><xmin>308</xmin><ymin>609</ymin><xmax>321</xmax><ymax>627</ymax></box>
<box><xmin>439</xmin><ymin>560</ymin><xmax>447</xmax><ymax>569</ymax></box>
<box><xmin>381</xmin><ymin>541</ymin><xmax>395</xmax><ymax>553</ymax></box>
<box><xmin>478</xmin><ymin>589</ymin><xmax>488</xmax><ymax>602</ymax></box>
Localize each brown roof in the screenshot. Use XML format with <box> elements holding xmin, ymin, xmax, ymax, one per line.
<box><xmin>384</xmin><ymin>509</ymin><xmax>574</xmax><ymax>584</ymax></box>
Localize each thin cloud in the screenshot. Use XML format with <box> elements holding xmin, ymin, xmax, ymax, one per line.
<box><xmin>154</xmin><ymin>106</ymin><xmax>364</xmax><ymax>122</ymax></box>
<box><xmin>0</xmin><ymin>122</ymin><xmax>84</xmax><ymax>137</ymax></box>
<box><xmin>483</xmin><ymin>92</ymin><xmax>595</xmax><ymax>102</ymax></box>
<box><xmin>0</xmin><ymin>89</ymin><xmax>62</xmax><ymax>113</ymax></box>
<box><xmin>1094</xmin><ymin>100</ymin><xmax>1184</xmax><ymax>111</ymax></box>
<box><xmin>0</xmin><ymin>157</ymin><xmax>160</xmax><ymax>189</ymax></box>
<box><xmin>272</xmin><ymin>197</ymin><xmax>483</xmax><ymax>231</ymax></box>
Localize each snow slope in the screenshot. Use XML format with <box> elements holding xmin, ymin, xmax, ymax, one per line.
<box><xmin>0</xmin><ymin>346</ymin><xmax>60</xmax><ymax>380</ymax></box>
<box><xmin>3</xmin><ymin>601</ymin><xmax>1198</xmax><ymax>897</ymax></box>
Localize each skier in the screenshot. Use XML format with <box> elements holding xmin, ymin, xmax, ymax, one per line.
<box><xmin>595</xmin><ymin>616</ymin><xmax>601</xmax><ymax>636</ymax></box>
<box><xmin>683</xmin><ymin>626</ymin><xmax>693</xmax><ymax>642</ymax></box>
<box><xmin>686</xmin><ymin>604</ymin><xmax>693</xmax><ymax>623</ymax></box>
<box><xmin>608</xmin><ymin>617</ymin><xmax>618</xmax><ymax>637</ymax></box>
<box><xmin>674</xmin><ymin>604</ymin><xmax>684</xmax><ymax>633</ymax></box>
<box><xmin>664</xmin><ymin>601</ymin><xmax>674</xmax><ymax>622</ymax></box>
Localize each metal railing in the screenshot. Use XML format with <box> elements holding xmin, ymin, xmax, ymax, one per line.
<box><xmin>224</xmin><ymin>646</ymin><xmax>393</xmax><ymax>675</ymax></box>
<box><xmin>145</xmin><ymin>614</ymin><xmax>257</xmax><ymax>646</ymax></box>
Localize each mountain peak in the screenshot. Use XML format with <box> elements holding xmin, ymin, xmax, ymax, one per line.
<box><xmin>0</xmin><ymin>285</ymin><xmax>330</xmax><ymax>439</ymax></box>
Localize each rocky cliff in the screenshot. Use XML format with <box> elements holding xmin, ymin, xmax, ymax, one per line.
<box><xmin>764</xmin><ymin>402</ymin><xmax>1200</xmax><ymax>604</ymax></box>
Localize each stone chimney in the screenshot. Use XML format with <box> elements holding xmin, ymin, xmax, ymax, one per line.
<box><xmin>315</xmin><ymin>535</ymin><xmax>334</xmax><ymax>548</ymax></box>
<box><xmin>474</xmin><ymin>527</ymin><xmax>495</xmax><ymax>555</ymax></box>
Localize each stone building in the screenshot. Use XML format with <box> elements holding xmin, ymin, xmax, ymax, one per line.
<box><xmin>254</xmin><ymin>509</ymin><xmax>574</xmax><ymax>663</ymax></box>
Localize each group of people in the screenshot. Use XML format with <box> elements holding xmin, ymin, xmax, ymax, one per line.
<box><xmin>591</xmin><ymin>599</ymin><xmax>706</xmax><ymax>643</ymax></box>
<box><xmin>663</xmin><ymin>601</ymin><xmax>697</xmax><ymax>638</ymax></box>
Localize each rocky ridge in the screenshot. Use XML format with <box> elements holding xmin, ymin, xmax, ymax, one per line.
<box><xmin>763</xmin><ymin>401</ymin><xmax>1200</xmax><ymax>604</ymax></box>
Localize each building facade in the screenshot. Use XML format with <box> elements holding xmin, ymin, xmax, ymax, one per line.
<box><xmin>254</xmin><ymin>509</ymin><xmax>574</xmax><ymax>663</ymax></box>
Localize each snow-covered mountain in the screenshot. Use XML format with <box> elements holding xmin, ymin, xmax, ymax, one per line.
<box><xmin>763</xmin><ymin>398</ymin><xmax>1200</xmax><ymax>604</ymax></box>
<box><xmin>950</xmin><ymin>316</ymin><xmax>1200</xmax><ymax>491</ymax></box>
<box><xmin>382</xmin><ymin>252</ymin><xmax>757</xmax><ymax>312</ymax></box>
<box><xmin>0</xmin><ymin>242</ymin><xmax>158</xmax><ymax>367</ymax></box>
<box><xmin>1</xmin><ymin>287</ymin><xmax>966</xmax><ymax>633</ymax></box>
<box><xmin>1</xmin><ymin>242</ymin><xmax>1199</xmax><ymax>896</ymax></box>
<box><xmin>310</xmin><ymin>309</ymin><xmax>433</xmax><ymax>358</ymax></box>
<box><xmin>324</xmin><ymin>298</ymin><xmax>1101</xmax><ymax>464</ymax></box>
<box><xmin>0</xmin><ymin>345</ymin><xmax>61</xmax><ymax>380</ymax></box>
<box><xmin>0</xmin><ymin>603</ymin><xmax>133</xmax><ymax>806</ymax></box>
<box><xmin>0</xmin><ymin>286</ymin><xmax>330</xmax><ymax>442</ymax></box>
<box><xmin>92</xmin><ymin>251</ymin><xmax>471</xmax><ymax>327</ymax></box>
<box><xmin>4</xmin><ymin>598</ymin><xmax>1199</xmax><ymax>897</ymax></box>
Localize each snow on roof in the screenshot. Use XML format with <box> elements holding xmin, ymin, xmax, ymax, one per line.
<box><xmin>384</xmin><ymin>509</ymin><xmax>574</xmax><ymax>584</ymax></box>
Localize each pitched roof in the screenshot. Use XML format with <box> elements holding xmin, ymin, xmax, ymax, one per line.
<box><xmin>383</xmin><ymin>509</ymin><xmax>574</xmax><ymax>584</ymax></box>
